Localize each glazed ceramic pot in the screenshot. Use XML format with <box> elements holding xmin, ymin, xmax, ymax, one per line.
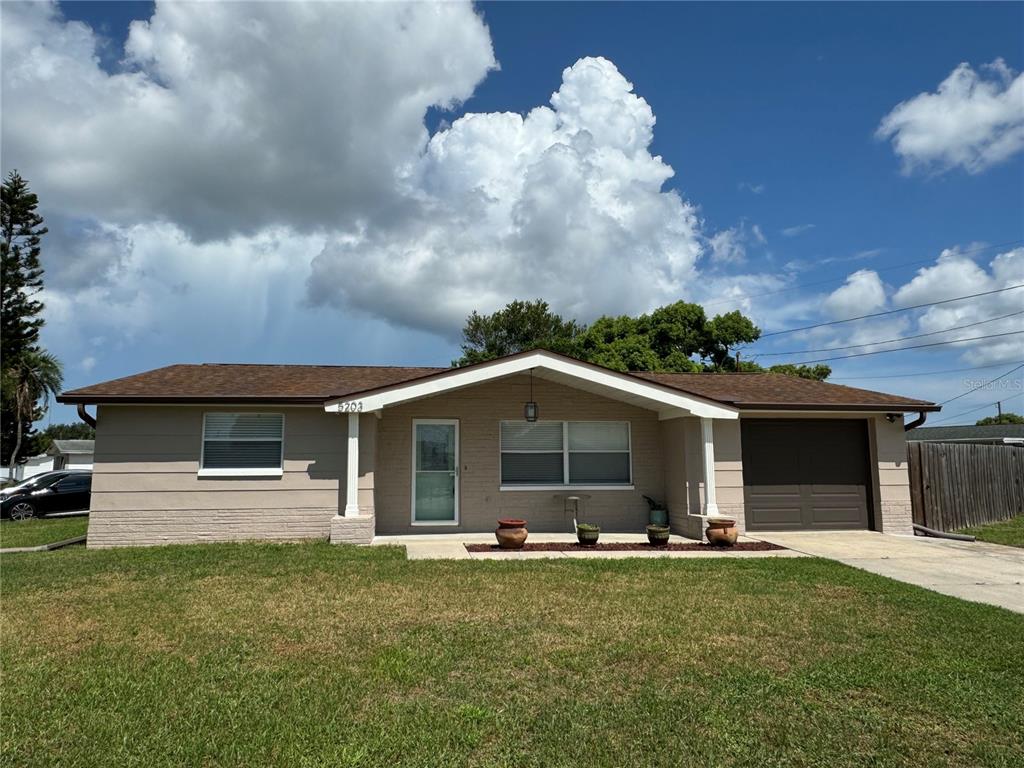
<box><xmin>495</xmin><ymin>518</ymin><xmax>528</xmax><ymax>549</ymax></box>
<box><xmin>576</xmin><ymin>526</ymin><xmax>600</xmax><ymax>546</ymax></box>
<box><xmin>705</xmin><ymin>517</ymin><xmax>738</xmax><ymax>546</ymax></box>
<box><xmin>646</xmin><ymin>524</ymin><xmax>671</xmax><ymax>546</ymax></box>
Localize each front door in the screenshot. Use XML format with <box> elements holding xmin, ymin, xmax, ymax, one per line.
<box><xmin>412</xmin><ymin>420</ymin><xmax>459</xmax><ymax>525</ymax></box>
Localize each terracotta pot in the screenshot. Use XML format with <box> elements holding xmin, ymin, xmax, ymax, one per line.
<box><xmin>495</xmin><ymin>525</ymin><xmax>528</xmax><ymax>549</ymax></box>
<box><xmin>705</xmin><ymin>517</ymin><xmax>738</xmax><ymax>547</ymax></box>
<box><xmin>576</xmin><ymin>527</ymin><xmax>600</xmax><ymax>546</ymax></box>
<box><xmin>646</xmin><ymin>525</ymin><xmax>671</xmax><ymax>546</ymax></box>
<box><xmin>497</xmin><ymin>518</ymin><xmax>527</xmax><ymax>529</ymax></box>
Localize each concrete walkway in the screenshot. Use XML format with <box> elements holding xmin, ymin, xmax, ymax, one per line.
<box><xmin>372</xmin><ymin>532</ymin><xmax>806</xmax><ymax>561</ymax></box>
<box><xmin>749</xmin><ymin>530</ymin><xmax>1024</xmax><ymax>614</ymax></box>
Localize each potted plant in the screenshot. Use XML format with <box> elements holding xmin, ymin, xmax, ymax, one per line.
<box><xmin>576</xmin><ymin>522</ymin><xmax>600</xmax><ymax>546</ymax></box>
<box><xmin>643</xmin><ymin>495</ymin><xmax>669</xmax><ymax>527</ymax></box>
<box><xmin>495</xmin><ymin>518</ymin><xmax>528</xmax><ymax>550</ymax></box>
<box><xmin>646</xmin><ymin>524</ymin><xmax>671</xmax><ymax>546</ymax></box>
<box><xmin>705</xmin><ymin>517</ymin><xmax>738</xmax><ymax>547</ymax></box>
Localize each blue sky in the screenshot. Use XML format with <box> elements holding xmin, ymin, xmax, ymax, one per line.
<box><xmin>4</xmin><ymin>1</ymin><xmax>1023</xmax><ymax>426</ymax></box>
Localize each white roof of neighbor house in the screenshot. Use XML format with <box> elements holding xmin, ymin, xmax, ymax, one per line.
<box><xmin>46</xmin><ymin>440</ymin><xmax>95</xmax><ymax>455</ymax></box>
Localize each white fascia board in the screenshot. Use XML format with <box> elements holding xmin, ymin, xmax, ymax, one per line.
<box><xmin>324</xmin><ymin>351</ymin><xmax>738</xmax><ymax>419</ymax></box>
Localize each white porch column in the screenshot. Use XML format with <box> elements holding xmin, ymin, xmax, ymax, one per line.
<box><xmin>344</xmin><ymin>412</ymin><xmax>360</xmax><ymax>517</ymax></box>
<box><xmin>700</xmin><ymin>417</ymin><xmax>720</xmax><ymax>517</ymax></box>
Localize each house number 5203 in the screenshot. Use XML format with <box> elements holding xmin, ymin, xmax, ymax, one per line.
<box><xmin>340</xmin><ymin>401</ymin><xmax>364</xmax><ymax>413</ymax></box>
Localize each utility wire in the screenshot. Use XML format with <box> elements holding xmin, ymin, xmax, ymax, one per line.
<box><xmin>928</xmin><ymin>393</ymin><xmax>1023</xmax><ymax>426</ymax></box>
<box><xmin>936</xmin><ymin>362</ymin><xmax>1024</xmax><ymax>406</ymax></box>
<box><xmin>750</xmin><ymin>310</ymin><xmax>1024</xmax><ymax>358</ymax></box>
<box><xmin>701</xmin><ymin>239</ymin><xmax>1024</xmax><ymax>309</ymax></box>
<box><xmin>768</xmin><ymin>329</ymin><xmax>1024</xmax><ymax>365</ymax></box>
<box><xmin>831</xmin><ymin>362</ymin><xmax>1022</xmax><ymax>381</ymax></box>
<box><xmin>753</xmin><ymin>284</ymin><xmax>1024</xmax><ymax>340</ymax></box>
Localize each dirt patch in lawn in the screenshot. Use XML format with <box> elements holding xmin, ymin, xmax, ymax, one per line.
<box><xmin>465</xmin><ymin>541</ymin><xmax>785</xmax><ymax>553</ymax></box>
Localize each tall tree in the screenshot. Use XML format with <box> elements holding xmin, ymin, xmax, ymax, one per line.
<box><xmin>4</xmin><ymin>349</ymin><xmax>63</xmax><ymax>471</ymax></box>
<box><xmin>1</xmin><ymin>171</ymin><xmax>47</xmax><ymax>364</ymax></box>
<box><xmin>1</xmin><ymin>171</ymin><xmax>52</xmax><ymax>467</ymax></box>
<box><xmin>454</xmin><ymin>300</ymin><xmax>585</xmax><ymax>366</ymax></box>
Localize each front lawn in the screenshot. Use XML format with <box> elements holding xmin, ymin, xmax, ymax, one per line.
<box><xmin>0</xmin><ymin>515</ymin><xmax>88</xmax><ymax>549</ymax></box>
<box><xmin>2</xmin><ymin>543</ymin><xmax>1022</xmax><ymax>767</ymax></box>
<box><xmin>958</xmin><ymin>515</ymin><xmax>1024</xmax><ymax>549</ymax></box>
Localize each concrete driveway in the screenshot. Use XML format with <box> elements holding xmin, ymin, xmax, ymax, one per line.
<box><xmin>750</xmin><ymin>531</ymin><xmax>1024</xmax><ymax>614</ymax></box>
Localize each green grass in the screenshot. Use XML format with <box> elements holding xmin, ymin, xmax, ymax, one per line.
<box><xmin>1</xmin><ymin>543</ymin><xmax>1022</xmax><ymax>768</ymax></box>
<box><xmin>0</xmin><ymin>515</ymin><xmax>89</xmax><ymax>549</ymax></box>
<box><xmin>958</xmin><ymin>515</ymin><xmax>1024</xmax><ymax>548</ymax></box>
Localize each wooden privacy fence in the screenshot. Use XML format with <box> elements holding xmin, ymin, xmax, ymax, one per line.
<box><xmin>908</xmin><ymin>441</ymin><xmax>1024</xmax><ymax>532</ymax></box>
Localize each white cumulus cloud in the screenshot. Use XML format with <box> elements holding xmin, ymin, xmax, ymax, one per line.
<box><xmin>823</xmin><ymin>269</ymin><xmax>887</xmax><ymax>319</ymax></box>
<box><xmin>308</xmin><ymin>56</ymin><xmax>705</xmax><ymax>335</ymax></box>
<box><xmin>877</xmin><ymin>59</ymin><xmax>1024</xmax><ymax>175</ymax></box>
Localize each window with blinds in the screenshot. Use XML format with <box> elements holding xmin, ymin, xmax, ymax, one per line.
<box><xmin>500</xmin><ymin>421</ymin><xmax>631</xmax><ymax>486</ymax></box>
<box><xmin>201</xmin><ymin>413</ymin><xmax>284</xmax><ymax>472</ymax></box>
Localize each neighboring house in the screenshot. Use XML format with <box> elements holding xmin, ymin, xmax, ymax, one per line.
<box><xmin>907</xmin><ymin>424</ymin><xmax>1024</xmax><ymax>446</ymax></box>
<box><xmin>7</xmin><ymin>439</ymin><xmax>95</xmax><ymax>481</ymax></box>
<box><xmin>56</xmin><ymin>350</ymin><xmax>938</xmax><ymax>548</ymax></box>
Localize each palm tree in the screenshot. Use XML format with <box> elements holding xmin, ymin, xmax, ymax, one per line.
<box><xmin>5</xmin><ymin>349</ymin><xmax>63</xmax><ymax>473</ymax></box>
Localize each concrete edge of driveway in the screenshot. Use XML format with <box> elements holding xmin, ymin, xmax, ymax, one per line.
<box><xmin>0</xmin><ymin>535</ymin><xmax>87</xmax><ymax>554</ymax></box>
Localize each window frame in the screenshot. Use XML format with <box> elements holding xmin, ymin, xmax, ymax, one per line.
<box><xmin>198</xmin><ymin>412</ymin><xmax>285</xmax><ymax>477</ymax></box>
<box><xmin>499</xmin><ymin>420</ymin><xmax>634</xmax><ymax>491</ymax></box>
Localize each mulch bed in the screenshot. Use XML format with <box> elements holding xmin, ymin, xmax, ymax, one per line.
<box><xmin>465</xmin><ymin>541</ymin><xmax>785</xmax><ymax>553</ymax></box>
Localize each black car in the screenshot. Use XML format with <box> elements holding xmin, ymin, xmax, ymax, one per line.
<box><xmin>0</xmin><ymin>470</ymin><xmax>92</xmax><ymax>520</ymax></box>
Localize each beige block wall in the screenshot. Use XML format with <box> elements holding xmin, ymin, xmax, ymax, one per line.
<box><xmin>870</xmin><ymin>415</ymin><xmax>914</xmax><ymax>535</ymax></box>
<box><xmin>374</xmin><ymin>375</ymin><xmax>665</xmax><ymax>535</ymax></box>
<box><xmin>87</xmin><ymin>405</ymin><xmax>352</xmax><ymax>547</ymax></box>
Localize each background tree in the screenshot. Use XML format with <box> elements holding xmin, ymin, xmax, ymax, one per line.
<box><xmin>4</xmin><ymin>350</ymin><xmax>63</xmax><ymax>471</ymax></box>
<box><xmin>454</xmin><ymin>300</ymin><xmax>584</xmax><ymax>366</ymax></box>
<box><xmin>34</xmin><ymin>422</ymin><xmax>96</xmax><ymax>453</ymax></box>
<box><xmin>1</xmin><ymin>171</ymin><xmax>59</xmax><ymax>467</ymax></box>
<box><xmin>976</xmin><ymin>412</ymin><xmax>1024</xmax><ymax>426</ymax></box>
<box><xmin>764</xmin><ymin>363</ymin><xmax>833</xmax><ymax>382</ymax></box>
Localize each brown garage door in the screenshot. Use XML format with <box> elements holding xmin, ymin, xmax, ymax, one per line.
<box><xmin>741</xmin><ymin>420</ymin><xmax>872</xmax><ymax>531</ymax></box>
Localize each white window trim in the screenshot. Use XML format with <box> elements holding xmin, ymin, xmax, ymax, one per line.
<box><xmin>410</xmin><ymin>418</ymin><xmax>460</xmax><ymax>526</ymax></box>
<box><xmin>199</xmin><ymin>412</ymin><xmax>285</xmax><ymax>477</ymax></box>
<box><xmin>499</xmin><ymin>420</ymin><xmax>633</xmax><ymax>488</ymax></box>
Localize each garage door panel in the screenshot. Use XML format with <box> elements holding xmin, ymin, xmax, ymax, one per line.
<box><xmin>742</xmin><ymin>420</ymin><xmax>871</xmax><ymax>531</ymax></box>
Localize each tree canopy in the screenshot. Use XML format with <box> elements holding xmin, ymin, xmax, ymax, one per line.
<box><xmin>454</xmin><ymin>299</ymin><xmax>831</xmax><ymax>380</ymax></box>
<box><xmin>34</xmin><ymin>423</ymin><xmax>96</xmax><ymax>453</ymax></box>
<box><xmin>976</xmin><ymin>412</ymin><xmax>1024</xmax><ymax>426</ymax></box>
<box><xmin>1</xmin><ymin>171</ymin><xmax>63</xmax><ymax>468</ymax></box>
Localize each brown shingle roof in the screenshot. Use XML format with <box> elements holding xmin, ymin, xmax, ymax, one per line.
<box><xmin>58</xmin><ymin>364</ymin><xmax>446</xmax><ymax>404</ymax></box>
<box><xmin>633</xmin><ymin>371</ymin><xmax>938</xmax><ymax>411</ymax></box>
<box><xmin>58</xmin><ymin>356</ymin><xmax>938</xmax><ymax>412</ymax></box>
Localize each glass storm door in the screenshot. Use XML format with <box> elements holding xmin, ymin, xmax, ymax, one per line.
<box><xmin>412</xmin><ymin>420</ymin><xmax>459</xmax><ymax>524</ymax></box>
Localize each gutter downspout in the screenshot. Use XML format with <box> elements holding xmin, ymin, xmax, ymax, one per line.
<box><xmin>904</xmin><ymin>411</ymin><xmax>928</xmax><ymax>432</ymax></box>
<box><xmin>77</xmin><ymin>404</ymin><xmax>97</xmax><ymax>429</ymax></box>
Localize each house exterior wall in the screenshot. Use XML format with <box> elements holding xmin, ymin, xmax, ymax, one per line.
<box><xmin>86</xmin><ymin>405</ymin><xmax>348</xmax><ymax>548</ymax></box>
<box><xmin>373</xmin><ymin>375</ymin><xmax>666</xmax><ymax>535</ymax></box>
<box><xmin>65</xmin><ymin>453</ymin><xmax>94</xmax><ymax>471</ymax></box>
<box><xmin>870</xmin><ymin>415</ymin><xmax>914</xmax><ymax>535</ymax></box>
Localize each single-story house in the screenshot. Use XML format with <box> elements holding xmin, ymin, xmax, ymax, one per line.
<box><xmin>907</xmin><ymin>424</ymin><xmax>1024</xmax><ymax>446</ymax></box>
<box><xmin>56</xmin><ymin>350</ymin><xmax>939</xmax><ymax>548</ymax></box>
<box><xmin>7</xmin><ymin>439</ymin><xmax>95</xmax><ymax>481</ymax></box>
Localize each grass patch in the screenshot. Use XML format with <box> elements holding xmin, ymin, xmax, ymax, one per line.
<box><xmin>957</xmin><ymin>515</ymin><xmax>1024</xmax><ymax>548</ymax></box>
<box><xmin>2</xmin><ymin>542</ymin><xmax>1022</xmax><ymax>767</ymax></box>
<box><xmin>0</xmin><ymin>515</ymin><xmax>88</xmax><ymax>549</ymax></box>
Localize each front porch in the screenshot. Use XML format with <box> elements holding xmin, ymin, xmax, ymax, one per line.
<box><xmin>326</xmin><ymin>352</ymin><xmax>745</xmax><ymax>545</ymax></box>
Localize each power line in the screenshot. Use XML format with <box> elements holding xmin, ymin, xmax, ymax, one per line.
<box><xmin>928</xmin><ymin>393</ymin><xmax>1023</xmax><ymax>426</ymax></box>
<box><xmin>700</xmin><ymin>239</ymin><xmax>1024</xmax><ymax>310</ymax></box>
<box><xmin>770</xmin><ymin>329</ymin><xmax>1024</xmax><ymax>365</ymax></box>
<box><xmin>831</xmin><ymin>361</ymin><xmax>1022</xmax><ymax>381</ymax></box>
<box><xmin>751</xmin><ymin>310</ymin><xmax>1024</xmax><ymax>358</ymax></box>
<box><xmin>937</xmin><ymin>362</ymin><xmax>1024</xmax><ymax>406</ymax></box>
<box><xmin>754</xmin><ymin>284</ymin><xmax>1024</xmax><ymax>340</ymax></box>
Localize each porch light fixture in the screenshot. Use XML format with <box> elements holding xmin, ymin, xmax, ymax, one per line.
<box><xmin>524</xmin><ymin>368</ymin><xmax>539</xmax><ymax>422</ymax></box>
